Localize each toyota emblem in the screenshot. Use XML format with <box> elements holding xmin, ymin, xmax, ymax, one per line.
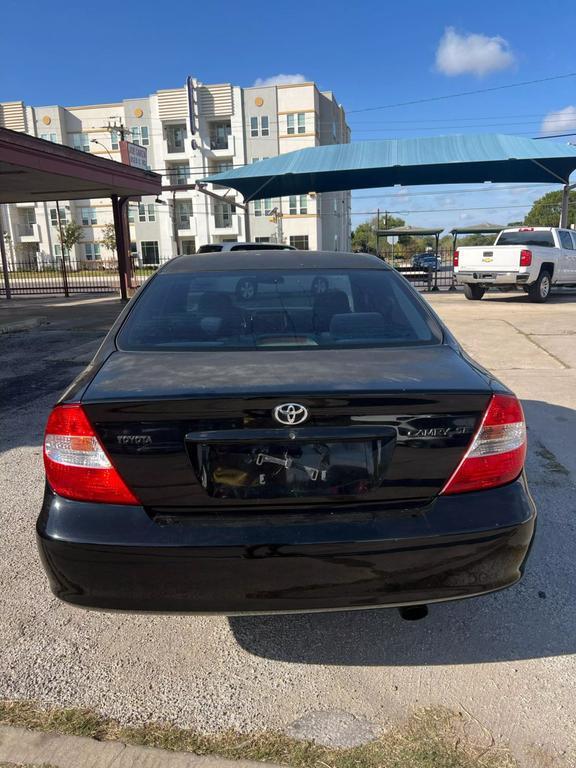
<box><xmin>273</xmin><ymin>403</ymin><xmax>309</xmax><ymax>426</ymax></box>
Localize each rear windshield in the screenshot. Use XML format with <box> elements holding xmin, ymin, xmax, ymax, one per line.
<box><xmin>496</xmin><ymin>230</ymin><xmax>555</xmax><ymax>247</ymax></box>
<box><xmin>118</xmin><ymin>269</ymin><xmax>442</xmax><ymax>351</ymax></box>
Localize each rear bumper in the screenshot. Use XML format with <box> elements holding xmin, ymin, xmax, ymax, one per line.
<box><xmin>37</xmin><ymin>478</ymin><xmax>536</xmax><ymax>614</ymax></box>
<box><xmin>455</xmin><ymin>270</ymin><xmax>531</xmax><ymax>285</ymax></box>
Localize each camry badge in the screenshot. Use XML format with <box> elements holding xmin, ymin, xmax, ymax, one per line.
<box><xmin>273</xmin><ymin>403</ymin><xmax>309</xmax><ymax>426</ymax></box>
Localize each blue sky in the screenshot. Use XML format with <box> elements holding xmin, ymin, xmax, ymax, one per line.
<box><xmin>2</xmin><ymin>0</ymin><xmax>576</xmax><ymax>231</ymax></box>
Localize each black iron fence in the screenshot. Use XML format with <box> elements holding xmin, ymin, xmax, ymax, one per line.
<box><xmin>0</xmin><ymin>255</ymin><xmax>165</xmax><ymax>297</ymax></box>
<box><xmin>1</xmin><ymin>248</ymin><xmax>458</xmax><ymax>297</ymax></box>
<box><xmin>381</xmin><ymin>248</ymin><xmax>456</xmax><ymax>291</ymax></box>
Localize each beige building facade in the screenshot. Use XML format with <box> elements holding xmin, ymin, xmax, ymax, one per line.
<box><xmin>0</xmin><ymin>79</ymin><xmax>350</xmax><ymax>269</ymax></box>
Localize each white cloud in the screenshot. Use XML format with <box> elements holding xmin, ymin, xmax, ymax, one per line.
<box><xmin>541</xmin><ymin>106</ymin><xmax>576</xmax><ymax>136</ymax></box>
<box><xmin>252</xmin><ymin>74</ymin><xmax>308</xmax><ymax>87</ymax></box>
<box><xmin>435</xmin><ymin>27</ymin><xmax>515</xmax><ymax>77</ymax></box>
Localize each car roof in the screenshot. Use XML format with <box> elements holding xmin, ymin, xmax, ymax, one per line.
<box><xmin>163</xmin><ymin>250</ymin><xmax>389</xmax><ymax>273</ymax></box>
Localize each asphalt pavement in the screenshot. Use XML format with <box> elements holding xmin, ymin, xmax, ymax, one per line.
<box><xmin>0</xmin><ymin>290</ymin><xmax>575</xmax><ymax>768</ymax></box>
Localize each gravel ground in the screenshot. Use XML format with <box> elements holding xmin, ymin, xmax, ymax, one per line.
<box><xmin>0</xmin><ymin>292</ymin><xmax>575</xmax><ymax>768</ymax></box>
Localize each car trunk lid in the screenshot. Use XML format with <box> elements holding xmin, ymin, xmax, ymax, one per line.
<box><xmin>81</xmin><ymin>347</ymin><xmax>492</xmax><ymax>510</ymax></box>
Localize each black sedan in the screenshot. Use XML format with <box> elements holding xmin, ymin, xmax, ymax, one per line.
<box><xmin>37</xmin><ymin>251</ymin><xmax>536</xmax><ymax>617</ymax></box>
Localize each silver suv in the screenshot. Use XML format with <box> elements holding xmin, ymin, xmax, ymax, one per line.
<box><xmin>197</xmin><ymin>242</ymin><xmax>296</xmax><ymax>254</ymax></box>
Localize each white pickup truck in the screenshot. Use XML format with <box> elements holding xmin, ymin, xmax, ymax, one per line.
<box><xmin>454</xmin><ymin>227</ymin><xmax>576</xmax><ymax>302</ymax></box>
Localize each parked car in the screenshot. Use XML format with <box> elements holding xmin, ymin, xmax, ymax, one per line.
<box><xmin>37</xmin><ymin>250</ymin><xmax>536</xmax><ymax>617</ymax></box>
<box><xmin>454</xmin><ymin>226</ymin><xmax>576</xmax><ymax>302</ymax></box>
<box><xmin>195</xmin><ymin>243</ymin><xmax>325</xmax><ymax>299</ymax></box>
<box><xmin>197</xmin><ymin>242</ymin><xmax>296</xmax><ymax>253</ymax></box>
<box><xmin>412</xmin><ymin>252</ymin><xmax>440</xmax><ymax>270</ymax></box>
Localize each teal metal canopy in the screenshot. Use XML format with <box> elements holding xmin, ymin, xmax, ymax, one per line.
<box><xmin>200</xmin><ymin>134</ymin><xmax>576</xmax><ymax>201</ymax></box>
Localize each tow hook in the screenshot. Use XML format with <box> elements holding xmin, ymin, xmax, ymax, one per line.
<box><xmin>398</xmin><ymin>605</ymin><xmax>429</xmax><ymax>621</ymax></box>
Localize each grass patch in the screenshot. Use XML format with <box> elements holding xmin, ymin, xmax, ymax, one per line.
<box><xmin>0</xmin><ymin>700</ymin><xmax>517</xmax><ymax>768</ymax></box>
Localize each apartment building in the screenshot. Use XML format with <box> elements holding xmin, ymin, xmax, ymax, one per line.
<box><xmin>0</xmin><ymin>79</ymin><xmax>350</xmax><ymax>268</ymax></box>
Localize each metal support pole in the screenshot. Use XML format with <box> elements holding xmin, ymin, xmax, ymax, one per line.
<box><xmin>55</xmin><ymin>205</ymin><xmax>70</xmax><ymax>298</ymax></box>
<box><xmin>431</xmin><ymin>233</ymin><xmax>440</xmax><ymax>291</ymax></box>
<box><xmin>560</xmin><ymin>184</ymin><xmax>570</xmax><ymax>228</ymax></box>
<box><xmin>376</xmin><ymin>208</ymin><xmax>380</xmax><ymax>259</ymax></box>
<box><xmin>448</xmin><ymin>233</ymin><xmax>458</xmax><ymax>291</ymax></box>
<box><xmin>0</xmin><ymin>205</ymin><xmax>12</xmax><ymax>299</ymax></box>
<box><xmin>112</xmin><ymin>195</ymin><xmax>129</xmax><ymax>301</ymax></box>
<box><xmin>243</xmin><ymin>203</ymin><xmax>251</xmax><ymax>242</ymax></box>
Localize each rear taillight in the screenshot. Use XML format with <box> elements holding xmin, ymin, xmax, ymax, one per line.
<box><xmin>43</xmin><ymin>404</ymin><xmax>139</xmax><ymax>505</ymax></box>
<box><xmin>440</xmin><ymin>394</ymin><xmax>526</xmax><ymax>496</ymax></box>
<box><xmin>520</xmin><ymin>249</ymin><xmax>532</xmax><ymax>266</ymax></box>
<box><xmin>453</xmin><ymin>250</ymin><xmax>459</xmax><ymax>267</ymax></box>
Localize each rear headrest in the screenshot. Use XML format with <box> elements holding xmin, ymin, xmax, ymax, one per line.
<box><xmin>329</xmin><ymin>312</ymin><xmax>388</xmax><ymax>338</ymax></box>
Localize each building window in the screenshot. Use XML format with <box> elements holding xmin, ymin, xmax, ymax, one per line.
<box><xmin>23</xmin><ymin>208</ymin><xmax>37</xmax><ymax>226</ymax></box>
<box><xmin>289</xmin><ymin>195</ymin><xmax>307</xmax><ymax>215</ymax></box>
<box><xmin>287</xmin><ymin>113</ymin><xmax>306</xmax><ymax>135</ymax></box>
<box><xmin>255</xmin><ymin>237</ymin><xmax>271</xmax><ymax>243</ymax></box>
<box><xmin>49</xmin><ymin>207</ymin><xmax>67</xmax><ymax>226</ymax></box>
<box><xmin>166</xmin><ymin>124</ymin><xmax>186</xmax><ymax>153</ymax></box>
<box><xmin>71</xmin><ymin>133</ymin><xmax>90</xmax><ymax>152</ymax></box>
<box><xmin>210</xmin><ymin>122</ymin><xmax>231</xmax><ymax>150</ymax></box>
<box><xmin>175</xmin><ymin>200</ymin><xmax>193</xmax><ymax>227</ymax></box>
<box><xmin>141</xmin><ymin>241</ymin><xmax>160</xmax><ymax>266</ymax></box>
<box><xmin>131</xmin><ymin>126</ymin><xmax>150</xmax><ymax>146</ymax></box>
<box><xmin>214</xmin><ymin>202</ymin><xmax>235</xmax><ymax>228</ymax></box>
<box><xmin>110</xmin><ymin>130</ymin><xmax>119</xmax><ymax>150</ymax></box>
<box><xmin>250</xmin><ymin>116</ymin><xmax>269</xmax><ymax>137</ymax></box>
<box><xmin>40</xmin><ymin>132</ymin><xmax>57</xmax><ymax>143</ymax></box>
<box><xmin>81</xmin><ymin>207</ymin><xmax>97</xmax><ymax>226</ymax></box>
<box><xmin>137</xmin><ymin>203</ymin><xmax>156</xmax><ymax>222</ymax></box>
<box><xmin>253</xmin><ymin>198</ymin><xmax>272</xmax><ymax>217</ymax></box>
<box><xmin>290</xmin><ymin>235</ymin><xmax>309</xmax><ymax>250</ymax></box>
<box><xmin>169</xmin><ymin>163</ymin><xmax>190</xmax><ymax>185</ymax></box>
<box><xmin>84</xmin><ymin>243</ymin><xmax>101</xmax><ymax>260</ymax></box>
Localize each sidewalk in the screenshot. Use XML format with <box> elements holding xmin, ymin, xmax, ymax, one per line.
<box><xmin>0</xmin><ymin>725</ymin><xmax>276</xmax><ymax>768</ymax></box>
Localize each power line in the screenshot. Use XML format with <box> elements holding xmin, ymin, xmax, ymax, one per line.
<box><xmin>348</xmin><ymin>72</ymin><xmax>576</xmax><ymax>114</ymax></box>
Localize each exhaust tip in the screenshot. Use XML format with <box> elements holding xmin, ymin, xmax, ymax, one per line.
<box><xmin>398</xmin><ymin>605</ymin><xmax>429</xmax><ymax>621</ymax></box>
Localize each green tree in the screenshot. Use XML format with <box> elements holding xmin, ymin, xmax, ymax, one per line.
<box><xmin>100</xmin><ymin>222</ymin><xmax>117</xmax><ymax>254</ymax></box>
<box><xmin>351</xmin><ymin>214</ymin><xmax>405</xmax><ymax>255</ymax></box>
<box><xmin>58</xmin><ymin>221</ymin><xmax>83</xmax><ymax>257</ymax></box>
<box><xmin>524</xmin><ymin>190</ymin><xmax>576</xmax><ymax>228</ymax></box>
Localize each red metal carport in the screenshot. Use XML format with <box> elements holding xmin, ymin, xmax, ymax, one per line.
<box><xmin>0</xmin><ymin>126</ymin><xmax>161</xmax><ymax>300</ymax></box>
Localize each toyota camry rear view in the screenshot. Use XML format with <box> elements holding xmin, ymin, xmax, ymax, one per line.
<box><xmin>37</xmin><ymin>250</ymin><xmax>536</xmax><ymax>614</ymax></box>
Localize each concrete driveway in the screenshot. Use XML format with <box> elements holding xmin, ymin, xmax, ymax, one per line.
<box><xmin>0</xmin><ymin>290</ymin><xmax>575</xmax><ymax>768</ymax></box>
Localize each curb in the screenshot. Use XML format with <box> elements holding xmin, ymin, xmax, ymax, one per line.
<box><xmin>0</xmin><ymin>316</ymin><xmax>47</xmax><ymax>334</ymax></box>
<box><xmin>0</xmin><ymin>725</ymin><xmax>279</xmax><ymax>768</ymax></box>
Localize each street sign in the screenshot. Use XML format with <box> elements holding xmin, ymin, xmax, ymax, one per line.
<box><xmin>119</xmin><ymin>141</ymin><xmax>148</xmax><ymax>170</ymax></box>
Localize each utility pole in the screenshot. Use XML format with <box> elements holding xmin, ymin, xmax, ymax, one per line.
<box><xmin>107</xmin><ymin>121</ymin><xmax>130</xmax><ymax>142</ymax></box>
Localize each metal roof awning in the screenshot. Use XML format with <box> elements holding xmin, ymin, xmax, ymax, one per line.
<box><xmin>377</xmin><ymin>226</ymin><xmax>444</xmax><ymax>237</ymax></box>
<box><xmin>450</xmin><ymin>223</ymin><xmax>505</xmax><ymax>235</ymax></box>
<box><xmin>0</xmin><ymin>126</ymin><xmax>161</xmax><ymax>203</ymax></box>
<box><xmin>200</xmin><ymin>134</ymin><xmax>576</xmax><ymax>201</ymax></box>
